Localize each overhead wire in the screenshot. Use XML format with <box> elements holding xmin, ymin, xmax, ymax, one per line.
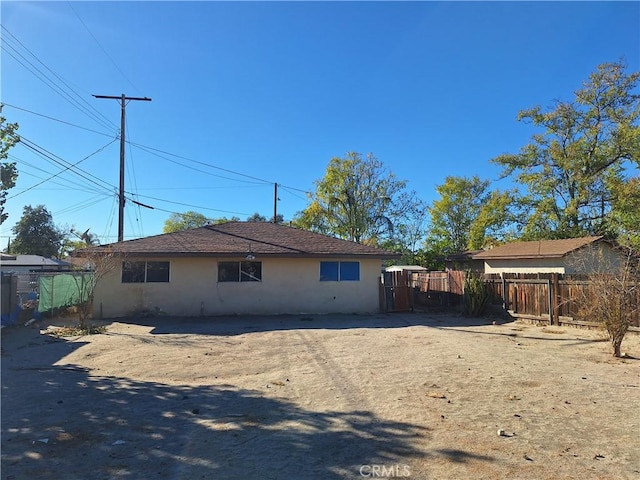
<box><xmin>4</xmin><ymin>102</ymin><xmax>313</xmax><ymax>195</ymax></box>
<box><xmin>1</xmin><ymin>26</ymin><xmax>117</xmax><ymax>132</ymax></box>
<box><xmin>1</xmin><ymin>102</ymin><xmax>113</xmax><ymax>138</ymax></box>
<box><xmin>66</xmin><ymin>1</ymin><xmax>143</xmax><ymax>96</ymax></box>
<box><xmin>13</xmin><ymin>134</ymin><xmax>117</xmax><ymax>193</ymax></box>
<box><xmin>125</xmin><ymin>120</ymin><xmax>144</xmax><ymax>238</ymax></box>
<box><xmin>9</xmin><ymin>154</ymin><xmax>109</xmax><ymax>195</ymax></box>
<box><xmin>8</xmin><ymin>139</ymin><xmax>117</xmax><ymax>199</ymax></box>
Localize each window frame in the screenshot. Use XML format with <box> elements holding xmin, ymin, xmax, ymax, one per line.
<box><xmin>122</xmin><ymin>260</ymin><xmax>170</xmax><ymax>283</ymax></box>
<box><xmin>319</xmin><ymin>261</ymin><xmax>360</xmax><ymax>282</ymax></box>
<box><xmin>218</xmin><ymin>261</ymin><xmax>263</xmax><ymax>283</ymax></box>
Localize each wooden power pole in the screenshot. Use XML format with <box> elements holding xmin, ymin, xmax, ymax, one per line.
<box><xmin>273</xmin><ymin>183</ymin><xmax>278</xmax><ymax>223</ymax></box>
<box><xmin>93</xmin><ymin>93</ymin><xmax>151</xmax><ymax>242</ymax></box>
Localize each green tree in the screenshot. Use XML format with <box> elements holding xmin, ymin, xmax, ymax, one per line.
<box><xmin>491</xmin><ymin>61</ymin><xmax>640</xmax><ymax>240</ymax></box>
<box><xmin>294</xmin><ymin>152</ymin><xmax>416</xmax><ymax>244</ymax></box>
<box><xmin>379</xmin><ymin>198</ymin><xmax>429</xmax><ymax>265</ymax></box>
<box><xmin>610</xmin><ymin>176</ymin><xmax>640</xmax><ymax>249</ymax></box>
<box><xmin>0</xmin><ymin>109</ymin><xmax>20</xmax><ymax>225</ymax></box>
<box><xmin>246</xmin><ymin>212</ymin><xmax>267</xmax><ymax>222</ymax></box>
<box><xmin>163</xmin><ymin>211</ymin><xmax>210</xmax><ymax>233</ymax></box>
<box><xmin>425</xmin><ymin>176</ymin><xmax>514</xmax><ymax>259</ymax></box>
<box><xmin>11</xmin><ymin>205</ymin><xmax>65</xmax><ymax>257</ymax></box>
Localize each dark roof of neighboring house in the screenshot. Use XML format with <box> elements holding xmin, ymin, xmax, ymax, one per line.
<box><xmin>442</xmin><ymin>250</ymin><xmax>484</xmax><ymax>262</ymax></box>
<box><xmin>472</xmin><ymin>236</ymin><xmax>606</xmax><ymax>260</ymax></box>
<box><xmin>0</xmin><ymin>254</ymin><xmax>72</xmax><ymax>268</ymax></box>
<box><xmin>79</xmin><ymin>222</ymin><xmax>401</xmax><ymax>259</ymax></box>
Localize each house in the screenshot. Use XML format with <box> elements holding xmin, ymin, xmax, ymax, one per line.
<box><xmin>384</xmin><ymin>265</ymin><xmax>427</xmax><ymax>274</ymax></box>
<box><xmin>82</xmin><ymin>222</ymin><xmax>401</xmax><ymax>318</ymax></box>
<box><xmin>0</xmin><ymin>254</ymin><xmax>73</xmax><ymax>274</ymax></box>
<box><xmin>441</xmin><ymin>250</ymin><xmax>484</xmax><ymax>272</ymax></box>
<box><xmin>472</xmin><ymin>236</ymin><xmax>621</xmax><ymax>275</ymax></box>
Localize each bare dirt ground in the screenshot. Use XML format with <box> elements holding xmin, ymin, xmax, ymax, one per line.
<box><xmin>2</xmin><ymin>313</ymin><xmax>639</xmax><ymax>480</ymax></box>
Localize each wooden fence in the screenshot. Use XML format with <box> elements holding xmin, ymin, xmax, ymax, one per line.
<box><xmin>411</xmin><ymin>271</ymin><xmax>465</xmax><ymax>307</ymax></box>
<box><xmin>484</xmin><ymin>273</ymin><xmax>640</xmax><ymax>329</ymax></box>
<box><xmin>402</xmin><ymin>270</ymin><xmax>639</xmax><ymax>330</ymax></box>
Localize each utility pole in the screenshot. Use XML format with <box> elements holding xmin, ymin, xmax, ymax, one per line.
<box><xmin>273</xmin><ymin>183</ymin><xmax>278</xmax><ymax>223</ymax></box>
<box><xmin>93</xmin><ymin>93</ymin><xmax>151</xmax><ymax>242</ymax></box>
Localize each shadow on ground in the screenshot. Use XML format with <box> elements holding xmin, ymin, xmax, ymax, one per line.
<box><xmin>1</xmin><ymin>325</ymin><xmax>433</xmax><ymax>479</ymax></box>
<box><xmin>109</xmin><ymin>312</ymin><xmax>507</xmax><ymax>337</ymax></box>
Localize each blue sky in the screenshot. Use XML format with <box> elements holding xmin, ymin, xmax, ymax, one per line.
<box><xmin>1</xmin><ymin>1</ymin><xmax>638</xmax><ymax>246</ymax></box>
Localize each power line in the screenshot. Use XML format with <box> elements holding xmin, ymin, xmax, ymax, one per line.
<box><xmin>66</xmin><ymin>1</ymin><xmax>143</xmax><ymax>95</ymax></box>
<box><xmin>1</xmin><ymin>26</ymin><xmax>117</xmax><ymax>132</ymax></box>
<box><xmin>3</xmin><ymin>102</ymin><xmax>313</xmax><ymax>194</ymax></box>
<box><xmin>129</xmin><ymin>142</ymin><xmax>272</xmax><ymax>185</ymax></box>
<box><xmin>9</xmin><ymin>154</ymin><xmax>109</xmax><ymax>195</ymax></box>
<box><xmin>1</xmin><ymin>102</ymin><xmax>113</xmax><ymax>138</ymax></box>
<box><xmin>8</xmin><ymin>139</ymin><xmax>117</xmax><ymax>199</ymax></box>
<box><xmin>14</xmin><ymin>134</ymin><xmax>117</xmax><ymax>193</ymax></box>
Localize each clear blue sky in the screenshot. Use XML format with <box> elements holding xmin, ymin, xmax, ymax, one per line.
<box><xmin>2</xmin><ymin>1</ymin><xmax>638</xmax><ymax>246</ymax></box>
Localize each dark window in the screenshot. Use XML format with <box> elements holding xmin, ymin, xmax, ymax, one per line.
<box><xmin>218</xmin><ymin>261</ymin><xmax>262</xmax><ymax>282</ymax></box>
<box><xmin>146</xmin><ymin>261</ymin><xmax>170</xmax><ymax>282</ymax></box>
<box><xmin>340</xmin><ymin>262</ymin><xmax>360</xmax><ymax>281</ymax></box>
<box><xmin>241</xmin><ymin>261</ymin><xmax>262</xmax><ymax>282</ymax></box>
<box><xmin>218</xmin><ymin>262</ymin><xmax>240</xmax><ymax>282</ymax></box>
<box><xmin>320</xmin><ymin>261</ymin><xmax>339</xmax><ymax>281</ymax></box>
<box><xmin>320</xmin><ymin>261</ymin><xmax>360</xmax><ymax>281</ymax></box>
<box><xmin>122</xmin><ymin>261</ymin><xmax>170</xmax><ymax>283</ymax></box>
<box><xmin>122</xmin><ymin>261</ymin><xmax>145</xmax><ymax>283</ymax></box>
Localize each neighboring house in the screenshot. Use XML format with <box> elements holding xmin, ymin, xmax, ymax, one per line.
<box><xmin>472</xmin><ymin>236</ymin><xmax>621</xmax><ymax>275</ymax></box>
<box><xmin>82</xmin><ymin>222</ymin><xmax>400</xmax><ymax>318</ymax></box>
<box><xmin>385</xmin><ymin>265</ymin><xmax>427</xmax><ymax>274</ymax></box>
<box><xmin>0</xmin><ymin>254</ymin><xmax>73</xmax><ymax>274</ymax></box>
<box><xmin>441</xmin><ymin>250</ymin><xmax>484</xmax><ymax>272</ymax></box>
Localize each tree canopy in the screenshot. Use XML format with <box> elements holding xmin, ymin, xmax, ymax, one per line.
<box><xmin>491</xmin><ymin>61</ymin><xmax>640</xmax><ymax>241</ymax></box>
<box><xmin>11</xmin><ymin>205</ymin><xmax>65</xmax><ymax>257</ymax></box>
<box><xmin>163</xmin><ymin>211</ymin><xmax>211</xmax><ymax>233</ymax></box>
<box><xmin>0</xmin><ymin>109</ymin><xmax>20</xmax><ymax>225</ymax></box>
<box><xmin>293</xmin><ymin>152</ymin><xmax>418</xmax><ymax>245</ymax></box>
<box><xmin>424</xmin><ymin>176</ymin><xmax>516</xmax><ymax>259</ymax></box>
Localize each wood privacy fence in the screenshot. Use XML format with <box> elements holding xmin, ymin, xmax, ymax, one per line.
<box><xmin>393</xmin><ymin>270</ymin><xmax>640</xmax><ymax>330</ymax></box>
<box><xmin>411</xmin><ymin>271</ymin><xmax>465</xmax><ymax>307</ymax></box>
<box><xmin>485</xmin><ymin>273</ymin><xmax>640</xmax><ymax>329</ymax></box>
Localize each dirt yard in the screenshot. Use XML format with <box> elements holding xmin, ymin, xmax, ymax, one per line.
<box><xmin>1</xmin><ymin>313</ymin><xmax>639</xmax><ymax>480</ymax></box>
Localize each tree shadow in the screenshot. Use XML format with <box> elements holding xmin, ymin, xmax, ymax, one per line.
<box><xmin>113</xmin><ymin>313</ymin><xmax>421</xmax><ymax>336</ymax></box>
<box><xmin>1</xmin><ymin>326</ymin><xmax>430</xmax><ymax>479</ymax></box>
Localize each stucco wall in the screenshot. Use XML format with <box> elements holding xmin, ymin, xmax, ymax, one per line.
<box><xmin>482</xmin><ymin>244</ymin><xmax>622</xmax><ymax>275</ymax></box>
<box><xmin>483</xmin><ymin>258</ymin><xmax>567</xmax><ymax>274</ymax></box>
<box><xmin>93</xmin><ymin>256</ymin><xmax>384</xmax><ymax>318</ymax></box>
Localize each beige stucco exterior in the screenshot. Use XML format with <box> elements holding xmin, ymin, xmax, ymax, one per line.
<box><xmin>93</xmin><ymin>256</ymin><xmax>384</xmax><ymax>318</ymax></box>
<box><xmin>482</xmin><ymin>244</ymin><xmax>623</xmax><ymax>275</ymax></box>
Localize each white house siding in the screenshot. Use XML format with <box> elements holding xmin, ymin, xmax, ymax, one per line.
<box><xmin>483</xmin><ymin>258</ymin><xmax>568</xmax><ymax>275</ymax></box>
<box><xmin>93</xmin><ymin>256</ymin><xmax>383</xmax><ymax>318</ymax></box>
<box><xmin>482</xmin><ymin>244</ymin><xmax>623</xmax><ymax>275</ymax></box>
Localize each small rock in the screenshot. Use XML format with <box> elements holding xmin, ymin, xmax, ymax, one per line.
<box><xmin>191</xmin><ymin>408</ymin><xmax>200</xmax><ymax>415</ymax></box>
<box><xmin>523</xmin><ymin>454</ymin><xmax>533</xmax><ymax>461</ymax></box>
<box><xmin>37</xmin><ymin>438</ymin><xmax>49</xmax><ymax>444</ymax></box>
<box><xmin>594</xmin><ymin>454</ymin><xmax>605</xmax><ymax>460</ymax></box>
<box><xmin>112</xmin><ymin>440</ymin><xmax>126</xmax><ymax>446</ymax></box>
<box><xmin>497</xmin><ymin>429</ymin><xmax>507</xmax><ymax>437</ymax></box>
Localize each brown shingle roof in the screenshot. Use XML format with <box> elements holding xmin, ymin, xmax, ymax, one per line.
<box><xmin>472</xmin><ymin>236</ymin><xmax>605</xmax><ymax>260</ymax></box>
<box><xmin>84</xmin><ymin>222</ymin><xmax>400</xmax><ymax>259</ymax></box>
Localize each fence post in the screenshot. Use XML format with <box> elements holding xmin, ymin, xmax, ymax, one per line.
<box><xmin>501</xmin><ymin>275</ymin><xmax>507</xmax><ymax>312</ymax></box>
<box><xmin>547</xmin><ymin>277</ymin><xmax>554</xmax><ymax>326</ymax></box>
